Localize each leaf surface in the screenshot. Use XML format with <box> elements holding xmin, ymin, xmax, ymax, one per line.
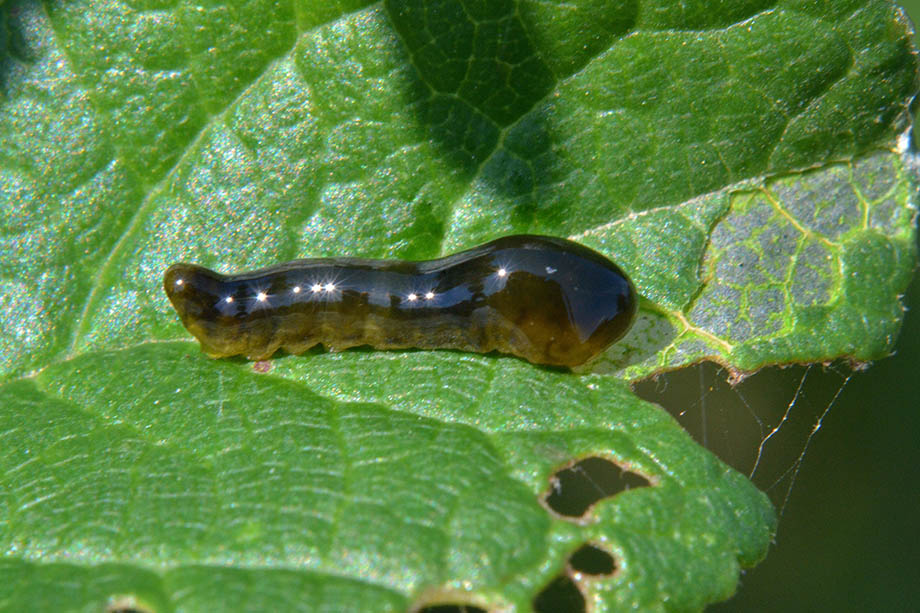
<box><xmin>0</xmin><ymin>0</ymin><xmax>916</xmax><ymax>611</ymax></box>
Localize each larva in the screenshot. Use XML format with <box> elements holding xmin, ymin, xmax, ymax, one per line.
<box><xmin>163</xmin><ymin>235</ymin><xmax>636</xmax><ymax>367</ymax></box>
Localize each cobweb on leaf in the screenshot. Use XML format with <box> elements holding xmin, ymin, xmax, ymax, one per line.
<box><xmin>634</xmin><ymin>361</ymin><xmax>854</xmax><ymax>518</ymax></box>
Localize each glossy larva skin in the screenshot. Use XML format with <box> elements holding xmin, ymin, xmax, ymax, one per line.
<box><xmin>163</xmin><ymin>235</ymin><xmax>637</xmax><ymax>367</ymax></box>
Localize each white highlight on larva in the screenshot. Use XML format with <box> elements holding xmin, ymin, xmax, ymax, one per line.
<box><xmin>235</xmin><ymin>279</ymin><xmax>343</xmax><ymax>305</ymax></box>
<box><xmin>406</xmin><ymin>290</ymin><xmax>436</xmax><ymax>303</ymax></box>
<box><xmin>301</xmin><ymin>280</ymin><xmax>339</xmax><ymax>298</ymax></box>
<box><xmin>485</xmin><ymin>264</ymin><xmax>514</xmax><ymax>294</ymax></box>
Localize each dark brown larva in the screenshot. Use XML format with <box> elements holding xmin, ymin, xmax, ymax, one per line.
<box><xmin>163</xmin><ymin>235</ymin><xmax>636</xmax><ymax>367</ymax></box>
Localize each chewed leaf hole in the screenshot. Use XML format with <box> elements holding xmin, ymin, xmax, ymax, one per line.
<box><xmin>533</xmin><ymin>574</ymin><xmax>585</xmax><ymax>613</ymax></box>
<box><xmin>106</xmin><ymin>596</ymin><xmax>153</xmax><ymax>613</ymax></box>
<box><xmin>543</xmin><ymin>456</ymin><xmax>652</xmax><ymax>518</ymax></box>
<box><xmin>531</xmin><ymin>543</ymin><xmax>616</xmax><ymax>613</ymax></box>
<box><xmin>569</xmin><ymin>543</ymin><xmax>617</xmax><ymax>576</ymax></box>
<box><xmin>416</xmin><ymin>606</ymin><xmax>488</xmax><ymax>613</ymax></box>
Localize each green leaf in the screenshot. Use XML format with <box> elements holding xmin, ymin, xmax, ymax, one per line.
<box><xmin>0</xmin><ymin>0</ymin><xmax>916</xmax><ymax>611</ymax></box>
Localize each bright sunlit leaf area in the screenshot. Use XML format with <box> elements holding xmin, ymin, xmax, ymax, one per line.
<box><xmin>0</xmin><ymin>1</ymin><xmax>917</xmax><ymax>611</ymax></box>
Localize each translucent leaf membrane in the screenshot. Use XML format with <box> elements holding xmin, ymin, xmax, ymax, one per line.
<box><xmin>591</xmin><ymin>151</ymin><xmax>918</xmax><ymax>379</ymax></box>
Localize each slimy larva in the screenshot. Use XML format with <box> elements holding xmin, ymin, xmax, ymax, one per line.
<box><xmin>163</xmin><ymin>235</ymin><xmax>637</xmax><ymax>367</ymax></box>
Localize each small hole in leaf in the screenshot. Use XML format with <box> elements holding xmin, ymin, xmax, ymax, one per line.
<box><xmin>532</xmin><ymin>575</ymin><xmax>585</xmax><ymax>613</ymax></box>
<box><xmin>544</xmin><ymin>456</ymin><xmax>651</xmax><ymax>517</ymax></box>
<box><xmin>106</xmin><ymin>596</ymin><xmax>152</xmax><ymax>613</ymax></box>
<box><xmin>568</xmin><ymin>543</ymin><xmax>617</xmax><ymax>576</ymax></box>
<box><xmin>416</xmin><ymin>606</ymin><xmax>487</xmax><ymax>613</ymax></box>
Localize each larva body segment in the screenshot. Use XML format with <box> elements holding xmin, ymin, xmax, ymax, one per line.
<box><xmin>163</xmin><ymin>235</ymin><xmax>637</xmax><ymax>367</ymax></box>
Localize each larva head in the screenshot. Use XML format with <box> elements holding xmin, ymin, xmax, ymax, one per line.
<box><xmin>477</xmin><ymin>236</ymin><xmax>638</xmax><ymax>367</ymax></box>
